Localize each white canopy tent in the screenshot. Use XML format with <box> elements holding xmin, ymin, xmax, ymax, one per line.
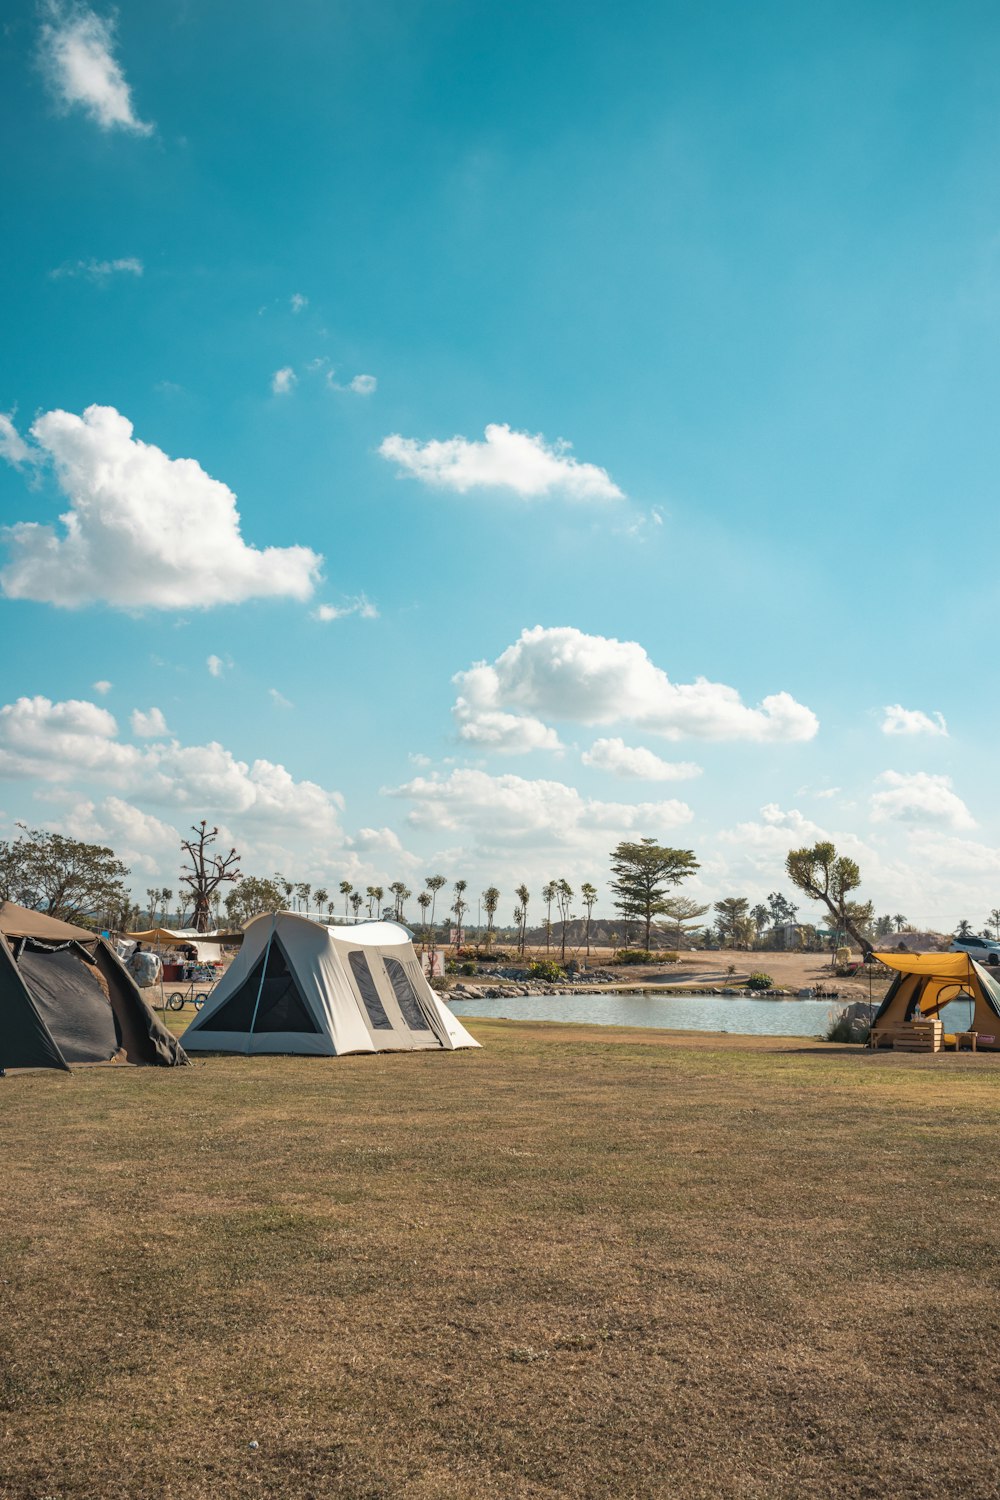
<box><xmin>126</xmin><ymin>928</ymin><xmax>234</xmax><ymax>965</ymax></box>
<box><xmin>180</xmin><ymin>913</ymin><xmax>480</xmax><ymax>1056</ymax></box>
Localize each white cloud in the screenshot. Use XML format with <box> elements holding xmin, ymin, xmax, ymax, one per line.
<box><xmin>349</xmin><ymin>374</ymin><xmax>377</xmax><ymax>395</ymax></box>
<box><xmin>130</xmin><ymin>706</ymin><xmax>169</xmax><ymax>738</ymax></box>
<box><xmin>92</xmin><ymin>679</ymin><xmax>112</xmax><ymax>695</ymax></box>
<box><xmin>453</xmin><ymin>703</ymin><xmax>563</xmax><ymax>755</ymax></box>
<box><xmin>0</xmin><ymin>694</ymin><xmax>345</xmax><ymax>835</ymax></box>
<box><xmin>268</xmin><ymin>688</ymin><xmax>293</xmax><ymax>709</ymax></box>
<box><xmin>38</xmin><ymin>2</ymin><xmax>152</xmax><ymax>134</ymax></box>
<box><xmin>271</xmin><ymin>367</ymin><xmax>297</xmax><ymax>395</ymax></box>
<box><xmin>59</xmin><ymin>795</ymin><xmax>180</xmax><ymax>877</ymax></box>
<box><xmin>870</xmin><ymin>771</ymin><xmax>975</xmax><ymax>830</ymax></box>
<box><xmin>582</xmin><ymin>737</ymin><xmax>702</xmax><ymax>781</ymax></box>
<box><xmin>312</xmin><ymin>595</ymin><xmax>378</xmax><ymax>622</ymax></box>
<box><xmin>881</xmin><ymin>704</ymin><xmax>948</xmax><ymax>737</ymax></box>
<box><xmin>453</xmin><ymin>626</ymin><xmax>818</xmax><ymax>743</ymax></box>
<box><xmin>0</xmin><ymin>405</ymin><xmax>322</xmax><ymax>609</ymax></box>
<box><xmin>379</xmin><ymin>423</ymin><xmax>624</xmax><ymax>501</ymax></box>
<box><xmin>0</xmin><ymin>415</ymin><xmax>32</xmax><ymax>467</ymax></box>
<box><xmin>50</xmin><ymin>257</ymin><xmax>143</xmax><ymax>280</ymax></box>
<box><xmin>206</xmin><ymin>655</ymin><xmax>225</xmax><ymax>677</ymax></box>
<box><xmin>384</xmin><ymin>767</ymin><xmax>692</xmax><ymax>849</ymax></box>
<box><xmin>290</xmin><ymin>293</ymin><xmax>308</xmax><ymax>313</ymax></box>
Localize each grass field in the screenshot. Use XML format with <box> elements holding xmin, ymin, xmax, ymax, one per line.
<box><xmin>4</xmin><ymin>1018</ymin><xmax>1000</xmax><ymax>1499</ymax></box>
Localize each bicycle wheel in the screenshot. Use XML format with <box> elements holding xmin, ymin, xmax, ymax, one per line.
<box><xmin>194</xmin><ymin>995</ymin><xmax>206</xmax><ymax>1011</ymax></box>
<box><xmin>167</xmin><ymin>992</ymin><xmax>186</xmax><ymax>1011</ymax></box>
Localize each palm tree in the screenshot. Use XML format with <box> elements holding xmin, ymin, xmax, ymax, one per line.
<box><xmin>957</xmin><ymin>918</ymin><xmax>974</xmax><ymax>939</ymax></box>
<box><xmin>892</xmin><ymin>913</ymin><xmax>908</xmax><ymax>933</ymax></box>
<box><xmin>542</xmin><ymin>881</ymin><xmax>556</xmax><ymax>953</ymax></box>
<box><xmin>990</xmin><ymin>908</ymin><xmax>1000</xmax><ymax>941</ymax></box>
<box><xmin>515</xmin><ymin>883</ymin><xmax>530</xmax><ymax>955</ymax></box>
<box><xmin>452</xmin><ymin>880</ymin><xmax>468</xmax><ymax>948</ymax></box>
<box><xmin>279</xmin><ymin>875</ymin><xmax>295</xmax><ymax>911</ymax></box>
<box><xmin>350</xmin><ymin>891</ymin><xmax>363</xmax><ymax>922</ymax></box>
<box><xmin>482</xmin><ymin>886</ymin><xmax>500</xmax><ymax>950</ymax></box>
<box><xmin>160</xmin><ymin>888</ymin><xmax>173</xmax><ymax>925</ymax></box>
<box><xmin>425</xmin><ymin>875</ymin><xmax>446</xmax><ymax>957</ymax></box>
<box><xmin>417</xmin><ymin>890</ymin><xmax>432</xmax><ymax>949</ymax></box>
<box><xmin>580</xmin><ymin>882</ymin><xmax>597</xmax><ymax>961</ymax></box>
<box><xmin>555</xmin><ymin>879</ymin><xmax>573</xmax><ymax>961</ymax></box>
<box><xmin>513</xmin><ymin>904</ymin><xmax>525</xmax><ymax>952</ymax></box>
<box><xmin>339</xmin><ymin>880</ymin><xmax>353</xmax><ymax>919</ymax></box>
<box><xmin>314</xmin><ymin>887</ymin><xmax>328</xmax><ymax>921</ymax></box>
<box><xmin>389</xmin><ymin>881</ymin><xmax>411</xmax><ymax>920</ymax></box>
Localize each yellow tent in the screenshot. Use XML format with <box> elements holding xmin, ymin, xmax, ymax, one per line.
<box><xmin>871</xmin><ymin>950</ymin><xmax>1000</xmax><ymax>1049</ymax></box>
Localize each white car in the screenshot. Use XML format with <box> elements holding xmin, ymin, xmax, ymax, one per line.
<box><xmin>950</xmin><ymin>935</ymin><xmax>1000</xmax><ymax>967</ymax></box>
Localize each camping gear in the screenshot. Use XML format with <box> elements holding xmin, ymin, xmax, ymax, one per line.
<box><xmin>127</xmin><ymin>928</ymin><xmax>239</xmax><ymax>966</ymax></box>
<box><xmin>181</xmin><ymin>913</ymin><xmax>480</xmax><ymax>1056</ymax></box>
<box><xmin>0</xmin><ymin>901</ymin><xmax>188</xmax><ymax>1071</ymax></box>
<box><xmin>870</xmin><ymin>949</ymin><xmax>1000</xmax><ymax>1050</ymax></box>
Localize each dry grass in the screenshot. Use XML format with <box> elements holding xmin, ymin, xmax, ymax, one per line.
<box><xmin>3</xmin><ymin>1019</ymin><xmax>1000</xmax><ymax>1498</ymax></box>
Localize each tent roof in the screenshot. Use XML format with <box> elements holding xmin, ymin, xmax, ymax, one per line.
<box><xmin>127</xmin><ymin>927</ymin><xmax>241</xmax><ymax>945</ymax></box>
<box><xmin>873</xmin><ymin>950</ymin><xmax>978</xmax><ymax>979</ymax></box>
<box><xmin>0</xmin><ymin>901</ymin><xmax>98</xmax><ymax>943</ymax></box>
<box><xmin>241</xmin><ymin>912</ymin><xmax>413</xmax><ymax>948</ymax></box>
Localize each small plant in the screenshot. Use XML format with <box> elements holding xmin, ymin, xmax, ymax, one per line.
<box><xmin>659</xmin><ymin>951</ymin><xmax>680</xmax><ymax>964</ymax></box>
<box><xmin>527</xmin><ymin>959</ymin><xmax>564</xmax><ymax>983</ymax></box>
<box><xmin>746</xmin><ymin>972</ymin><xmax>774</xmax><ymax>991</ymax></box>
<box><xmin>613</xmin><ymin>949</ymin><xmax>655</xmax><ymax>965</ymax></box>
<box><xmin>460</xmin><ymin>961</ymin><xmax>477</xmax><ymax>976</ymax></box>
<box><xmin>826</xmin><ymin>1012</ymin><xmax>870</xmax><ymax>1044</ymax></box>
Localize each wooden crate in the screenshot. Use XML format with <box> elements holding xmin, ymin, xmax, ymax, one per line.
<box><xmin>893</xmin><ymin>1020</ymin><xmax>943</xmax><ymax>1053</ymax></box>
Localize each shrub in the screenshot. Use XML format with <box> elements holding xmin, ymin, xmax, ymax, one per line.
<box><xmin>826</xmin><ymin>1013</ymin><xmax>870</xmax><ymax>1044</ymax></box>
<box><xmin>613</xmin><ymin>949</ymin><xmax>655</xmax><ymax>965</ymax></box>
<box><xmin>527</xmin><ymin>959</ymin><xmax>564</xmax><ymax>983</ymax></box>
<box><xmin>659</xmin><ymin>951</ymin><xmax>680</xmax><ymax>964</ymax></box>
<box><xmin>746</xmin><ymin>972</ymin><xmax>774</xmax><ymax>991</ymax></box>
<box><xmin>460</xmin><ymin>961</ymin><xmax>477</xmax><ymax>976</ymax></box>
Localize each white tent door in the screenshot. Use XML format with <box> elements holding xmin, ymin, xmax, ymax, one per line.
<box><xmin>345</xmin><ymin>947</ymin><xmax>444</xmax><ymax>1050</ymax></box>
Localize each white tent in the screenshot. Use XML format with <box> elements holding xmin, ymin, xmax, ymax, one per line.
<box><xmin>180</xmin><ymin>913</ymin><xmax>480</xmax><ymax>1056</ymax></box>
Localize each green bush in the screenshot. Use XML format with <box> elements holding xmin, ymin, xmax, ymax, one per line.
<box><xmin>527</xmin><ymin>959</ymin><xmax>564</xmax><ymax>983</ymax></box>
<box><xmin>746</xmin><ymin>972</ymin><xmax>774</xmax><ymax>991</ymax></box>
<box><xmin>460</xmin><ymin>961</ymin><xmax>477</xmax><ymax>975</ymax></box>
<box><xmin>613</xmin><ymin>949</ymin><xmax>655</xmax><ymax>965</ymax></box>
<box><xmin>826</xmin><ymin>1013</ymin><xmax>870</xmax><ymax>1044</ymax></box>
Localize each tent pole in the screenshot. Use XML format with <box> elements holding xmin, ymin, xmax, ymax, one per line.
<box><xmin>246</xmin><ymin>912</ymin><xmax>277</xmax><ymax>1056</ymax></box>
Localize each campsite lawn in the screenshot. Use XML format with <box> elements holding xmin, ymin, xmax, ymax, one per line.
<box><xmin>3</xmin><ymin>1021</ymin><xmax>1000</xmax><ymax>1499</ymax></box>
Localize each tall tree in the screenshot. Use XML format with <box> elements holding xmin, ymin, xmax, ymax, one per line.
<box><xmin>875</xmin><ymin>914</ymin><xmax>893</xmax><ymax>938</ymax></box>
<box><xmin>990</xmin><ymin>908</ymin><xmax>1000</xmax><ymax>941</ymax></box>
<box><xmin>541</xmin><ymin>881</ymin><xmax>556</xmax><ymax>952</ymax></box>
<box><xmin>750</xmin><ymin>903</ymin><xmax>769</xmax><ymax>940</ymax></box>
<box><xmin>313</xmin><ymin>887</ymin><xmax>329</xmax><ymax>921</ymax></box>
<box><xmin>278</xmin><ymin>874</ymin><xmax>295</xmax><ymax>911</ymax></box>
<box><xmin>179</xmin><ymin>822</ymin><xmax>242</xmax><ymax>933</ymax></box>
<box><xmin>417</xmin><ymin>889</ymin><xmax>432</xmax><ymax>947</ymax></box>
<box><xmin>350</xmin><ymin>890</ymin><xmax>363</xmax><ymax>921</ymax></box>
<box><xmin>609</xmin><ymin>839</ymin><xmax>700</xmax><ymax>952</ymax></box>
<box><xmin>339</xmin><ymin>880</ymin><xmax>353</xmax><ymax>919</ymax></box>
<box><xmin>296</xmin><ymin>882</ymin><xmax>312</xmax><ymax>914</ymax></box>
<box><xmin>389</xmin><ymin>881</ymin><xmax>411</xmax><ymax>920</ymax></box>
<box><xmin>425</xmin><ymin>875</ymin><xmax>447</xmax><ymax>956</ymax></box>
<box><xmin>956</xmin><ymin>918</ymin><xmax>973</xmax><ymax>938</ymax></box>
<box><xmin>452</xmin><ymin>880</ymin><xmax>468</xmax><ymax>946</ymax></box>
<box><xmin>714</xmin><ymin>897</ymin><xmax>752</xmax><ymax>949</ymax></box>
<box><xmin>767</xmin><ymin>891</ymin><xmax>799</xmax><ymax>927</ymax></box>
<box><xmin>785</xmin><ymin>842</ymin><xmax>873</xmax><ymax>951</ymax></box>
<box><xmin>482</xmin><ymin>885</ymin><xmax>500</xmax><ymax>949</ymax></box>
<box><xmin>224</xmin><ymin>874</ymin><xmax>285</xmax><ymax>928</ymax></box>
<box><xmin>0</xmin><ymin>825</ymin><xmax>131</xmax><ymax>925</ymax></box>
<box><xmin>658</xmin><ymin>895</ymin><xmax>711</xmax><ymax>948</ymax></box>
<box><xmin>515</xmin><ymin>883</ymin><xmax>530</xmax><ymax>954</ymax></box>
<box><xmin>580</xmin><ymin>882</ymin><xmax>597</xmax><ymax>960</ymax></box>
<box><xmin>555</xmin><ymin>879</ymin><xmax>574</xmax><ymax>961</ymax></box>
<box><xmin>892</xmin><ymin>913</ymin><xmax>908</xmax><ymax>933</ymax></box>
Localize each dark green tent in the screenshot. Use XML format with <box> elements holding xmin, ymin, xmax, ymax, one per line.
<box><xmin>0</xmin><ymin>902</ymin><xmax>187</xmax><ymax>1072</ymax></box>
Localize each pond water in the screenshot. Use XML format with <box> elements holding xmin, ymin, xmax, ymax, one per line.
<box><xmin>447</xmin><ymin>990</ymin><xmax>846</xmax><ymax>1038</ymax></box>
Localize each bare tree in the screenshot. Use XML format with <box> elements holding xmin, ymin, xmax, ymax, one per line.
<box><xmin>179</xmin><ymin>822</ymin><xmax>242</xmax><ymax>933</ymax></box>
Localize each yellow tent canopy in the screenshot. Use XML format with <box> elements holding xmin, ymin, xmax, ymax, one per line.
<box><xmin>871</xmin><ymin>950</ymin><xmax>1000</xmax><ymax>1047</ymax></box>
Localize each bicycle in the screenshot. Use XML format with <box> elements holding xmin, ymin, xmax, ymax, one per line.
<box><xmin>165</xmin><ymin>965</ymin><xmax>217</xmax><ymax>1012</ymax></box>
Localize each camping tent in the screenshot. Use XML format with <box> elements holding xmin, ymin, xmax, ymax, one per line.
<box><xmin>181</xmin><ymin>912</ymin><xmax>480</xmax><ymax>1056</ymax></box>
<box><xmin>0</xmin><ymin>901</ymin><xmax>188</xmax><ymax>1071</ymax></box>
<box><xmin>126</xmin><ymin>928</ymin><xmax>241</xmax><ymax>964</ymax></box>
<box><xmin>871</xmin><ymin>949</ymin><xmax>1000</xmax><ymax>1048</ymax></box>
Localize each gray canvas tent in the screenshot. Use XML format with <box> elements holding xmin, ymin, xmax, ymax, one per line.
<box><xmin>0</xmin><ymin>901</ymin><xmax>188</xmax><ymax>1072</ymax></box>
<box><xmin>182</xmin><ymin>912</ymin><xmax>480</xmax><ymax>1055</ymax></box>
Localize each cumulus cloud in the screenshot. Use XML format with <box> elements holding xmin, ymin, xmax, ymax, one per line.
<box><xmin>92</xmin><ymin>679</ymin><xmax>112</xmax><ymax>694</ymax></box>
<box><xmin>349</xmin><ymin>374</ymin><xmax>377</xmax><ymax>395</ymax></box>
<box><xmin>290</xmin><ymin>293</ymin><xmax>308</xmax><ymax>313</ymax></box>
<box><xmin>870</xmin><ymin>771</ymin><xmax>974</xmax><ymax>830</ymax></box>
<box><xmin>380</xmin><ymin>423</ymin><xmax>624</xmax><ymax>501</ymax></box>
<box><xmin>384</xmin><ymin>767</ymin><xmax>692</xmax><ymax>848</ymax></box>
<box><xmin>206</xmin><ymin>655</ymin><xmax>225</xmax><ymax>677</ymax></box>
<box><xmin>582</xmin><ymin>737</ymin><xmax>702</xmax><ymax>781</ymax></box>
<box><xmin>50</xmin><ymin>257</ymin><xmax>143</xmax><ymax>280</ymax></box>
<box><xmin>0</xmin><ymin>694</ymin><xmax>345</xmax><ymax>834</ymax></box>
<box><xmin>452</xmin><ymin>701</ymin><xmax>563</xmax><ymax>755</ymax></box>
<box><xmin>881</xmin><ymin>704</ymin><xmax>948</xmax><ymax>737</ymax></box>
<box><xmin>0</xmin><ymin>404</ymin><xmax>322</xmax><ymax>609</ymax></box>
<box><xmin>61</xmin><ymin>795</ymin><xmax>180</xmax><ymax>876</ymax></box>
<box><xmin>453</xmin><ymin>626</ymin><xmax>818</xmax><ymax>743</ymax></box>
<box><xmin>271</xmin><ymin>366</ymin><xmax>297</xmax><ymax>395</ymax></box>
<box><xmin>130</xmin><ymin>706</ymin><xmax>169</xmax><ymax>738</ymax></box>
<box><xmin>312</xmin><ymin>595</ymin><xmax>378</xmax><ymax>622</ymax></box>
<box><xmin>38</xmin><ymin>2</ymin><xmax>152</xmax><ymax>134</ymax></box>
<box><xmin>0</xmin><ymin>415</ymin><xmax>32</xmax><ymax>467</ymax></box>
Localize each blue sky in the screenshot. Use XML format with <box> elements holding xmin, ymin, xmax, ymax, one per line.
<box><xmin>1</xmin><ymin>0</ymin><xmax>999</xmax><ymax>929</ymax></box>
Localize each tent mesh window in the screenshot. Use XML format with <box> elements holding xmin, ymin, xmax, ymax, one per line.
<box><xmin>348</xmin><ymin>951</ymin><xmax>393</xmax><ymax>1029</ymax></box>
<box><xmin>207</xmin><ymin>936</ymin><xmax>318</xmax><ymax>1033</ymax></box>
<box><xmin>383</xmin><ymin>957</ymin><xmax>431</xmax><ymax>1031</ymax></box>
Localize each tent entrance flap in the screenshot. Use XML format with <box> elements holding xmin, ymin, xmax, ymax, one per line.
<box><xmin>207</xmin><ymin>935</ymin><xmax>319</xmax><ymax>1034</ymax></box>
<box><xmin>18</xmin><ymin>945</ymin><xmax>121</xmax><ymax>1064</ymax></box>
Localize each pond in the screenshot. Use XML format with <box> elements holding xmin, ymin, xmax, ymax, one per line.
<box><xmin>447</xmin><ymin>990</ymin><xmax>847</xmax><ymax>1038</ymax></box>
